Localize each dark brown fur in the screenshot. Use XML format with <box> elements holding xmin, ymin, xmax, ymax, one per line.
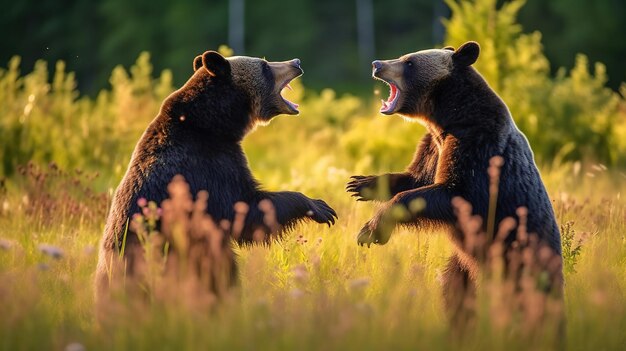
<box><xmin>96</xmin><ymin>52</ymin><xmax>336</xmax><ymax>303</ymax></box>
<box><xmin>347</xmin><ymin>42</ymin><xmax>563</xmax><ymax>329</ymax></box>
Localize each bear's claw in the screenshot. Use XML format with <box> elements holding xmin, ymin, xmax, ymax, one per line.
<box><xmin>357</xmin><ymin>224</ymin><xmax>377</xmax><ymax>247</ymax></box>
<box><xmin>309</xmin><ymin>199</ymin><xmax>338</xmax><ymax>227</ymax></box>
<box><xmin>346</xmin><ymin>175</ymin><xmax>378</xmax><ymax>201</ymax></box>
<box><xmin>356</xmin><ymin>218</ymin><xmax>393</xmax><ymax>247</ymax></box>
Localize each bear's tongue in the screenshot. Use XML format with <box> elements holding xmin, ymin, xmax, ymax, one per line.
<box><xmin>380</xmin><ymin>83</ymin><xmax>398</xmax><ymax>113</ymax></box>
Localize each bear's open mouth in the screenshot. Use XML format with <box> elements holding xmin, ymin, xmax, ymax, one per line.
<box><xmin>379</xmin><ymin>80</ymin><xmax>400</xmax><ymax>114</ymax></box>
<box><xmin>279</xmin><ymin>76</ymin><xmax>301</xmax><ymax>113</ymax></box>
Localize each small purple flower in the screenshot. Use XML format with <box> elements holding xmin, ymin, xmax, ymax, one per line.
<box><xmin>38</xmin><ymin>244</ymin><xmax>64</xmax><ymax>259</ymax></box>
<box><xmin>137</xmin><ymin>197</ymin><xmax>148</xmax><ymax>207</ymax></box>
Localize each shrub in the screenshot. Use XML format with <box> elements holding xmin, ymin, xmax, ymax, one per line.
<box><xmin>0</xmin><ymin>53</ymin><xmax>173</xmax><ymax>182</ymax></box>
<box><xmin>444</xmin><ymin>0</ymin><xmax>626</xmax><ymax>166</ymax></box>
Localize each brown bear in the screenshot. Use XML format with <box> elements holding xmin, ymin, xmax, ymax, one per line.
<box><xmin>96</xmin><ymin>51</ymin><xmax>337</xmax><ymax>303</ymax></box>
<box><xmin>347</xmin><ymin>42</ymin><xmax>563</xmax><ymax>329</ymax></box>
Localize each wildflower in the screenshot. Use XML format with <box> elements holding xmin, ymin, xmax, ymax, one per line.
<box><xmin>137</xmin><ymin>197</ymin><xmax>148</xmax><ymax>207</ymax></box>
<box><xmin>83</xmin><ymin>245</ymin><xmax>95</xmax><ymax>255</ymax></box>
<box><xmin>131</xmin><ymin>213</ymin><xmax>144</xmax><ymax>230</ymax></box>
<box><xmin>292</xmin><ymin>264</ymin><xmax>308</xmax><ymax>282</ymax></box>
<box><xmin>592</xmin><ymin>164</ymin><xmax>607</xmax><ymax>172</ymax></box>
<box><xmin>65</xmin><ymin>342</ymin><xmax>86</xmax><ymax>351</ymax></box>
<box><xmin>38</xmin><ymin>244</ymin><xmax>64</xmax><ymax>259</ymax></box>
<box><xmin>349</xmin><ymin>277</ymin><xmax>371</xmax><ymax>290</ymax></box>
<box><xmin>290</xmin><ymin>288</ymin><xmax>305</xmax><ymax>298</ymax></box>
<box><xmin>572</xmin><ymin>161</ymin><xmax>581</xmax><ymax>176</ymax></box>
<box><xmin>0</xmin><ymin>238</ymin><xmax>13</xmax><ymax>250</ymax></box>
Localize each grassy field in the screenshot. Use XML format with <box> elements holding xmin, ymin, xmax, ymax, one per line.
<box><xmin>1</xmin><ymin>89</ymin><xmax>625</xmax><ymax>350</ymax></box>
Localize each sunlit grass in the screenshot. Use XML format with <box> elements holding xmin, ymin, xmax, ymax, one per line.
<box><xmin>0</xmin><ymin>159</ymin><xmax>625</xmax><ymax>350</ymax></box>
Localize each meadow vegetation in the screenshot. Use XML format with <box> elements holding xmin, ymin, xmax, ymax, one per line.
<box><xmin>1</xmin><ymin>0</ymin><xmax>625</xmax><ymax>350</ymax></box>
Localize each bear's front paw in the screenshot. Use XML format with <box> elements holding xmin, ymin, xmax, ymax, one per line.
<box><xmin>357</xmin><ymin>223</ymin><xmax>377</xmax><ymax>247</ymax></box>
<box><xmin>356</xmin><ymin>219</ymin><xmax>392</xmax><ymax>247</ymax></box>
<box><xmin>346</xmin><ymin>175</ymin><xmax>379</xmax><ymax>201</ymax></box>
<box><xmin>307</xmin><ymin>199</ymin><xmax>338</xmax><ymax>227</ymax></box>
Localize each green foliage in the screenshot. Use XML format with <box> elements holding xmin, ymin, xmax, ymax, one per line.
<box><xmin>1</xmin><ymin>0</ymin><xmax>623</xmax><ymax>185</ymax></box>
<box><xmin>444</xmin><ymin>0</ymin><xmax>626</xmax><ymax>166</ymax></box>
<box><xmin>2</xmin><ymin>0</ymin><xmax>624</xmax><ymax>94</ymax></box>
<box><xmin>518</xmin><ymin>0</ymin><xmax>626</xmax><ymax>90</ymax></box>
<box><xmin>0</xmin><ymin>0</ymin><xmax>624</xmax><ymax>186</ymax></box>
<box><xmin>560</xmin><ymin>220</ymin><xmax>583</xmax><ymax>274</ymax></box>
<box><xmin>0</xmin><ymin>52</ymin><xmax>173</xmax><ymax>182</ymax></box>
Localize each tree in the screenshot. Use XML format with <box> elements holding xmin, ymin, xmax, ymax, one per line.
<box><xmin>229</xmin><ymin>0</ymin><xmax>245</xmax><ymax>54</ymax></box>
<box><xmin>444</xmin><ymin>0</ymin><xmax>626</xmax><ymax>165</ymax></box>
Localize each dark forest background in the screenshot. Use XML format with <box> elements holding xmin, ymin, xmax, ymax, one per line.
<box><xmin>1</xmin><ymin>0</ymin><xmax>624</xmax><ymax>94</ymax></box>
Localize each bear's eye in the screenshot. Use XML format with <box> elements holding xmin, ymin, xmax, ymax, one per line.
<box><xmin>405</xmin><ymin>61</ymin><xmax>413</xmax><ymax>67</ymax></box>
<box><xmin>262</xmin><ymin>62</ymin><xmax>270</xmax><ymax>72</ymax></box>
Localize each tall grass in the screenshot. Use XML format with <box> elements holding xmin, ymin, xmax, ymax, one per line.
<box><xmin>0</xmin><ymin>157</ymin><xmax>625</xmax><ymax>350</ymax></box>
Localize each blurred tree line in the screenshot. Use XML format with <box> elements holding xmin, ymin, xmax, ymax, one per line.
<box><xmin>1</xmin><ymin>0</ymin><xmax>625</xmax><ymax>182</ymax></box>
<box><xmin>1</xmin><ymin>0</ymin><xmax>624</xmax><ymax>95</ymax></box>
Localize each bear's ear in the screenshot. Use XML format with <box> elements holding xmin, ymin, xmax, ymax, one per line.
<box><xmin>452</xmin><ymin>41</ymin><xmax>480</xmax><ymax>67</ymax></box>
<box><xmin>193</xmin><ymin>55</ymin><xmax>203</xmax><ymax>72</ymax></box>
<box><xmin>443</xmin><ymin>46</ymin><xmax>455</xmax><ymax>51</ymax></box>
<box><xmin>201</xmin><ymin>51</ymin><xmax>231</xmax><ymax>77</ymax></box>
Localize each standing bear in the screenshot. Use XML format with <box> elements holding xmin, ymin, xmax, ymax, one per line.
<box><xmin>96</xmin><ymin>51</ymin><xmax>337</xmax><ymax>300</ymax></box>
<box><xmin>347</xmin><ymin>42</ymin><xmax>562</xmax><ymax>327</ymax></box>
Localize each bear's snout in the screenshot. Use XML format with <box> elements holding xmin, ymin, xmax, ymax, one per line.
<box><xmin>372</xmin><ymin>60</ymin><xmax>382</xmax><ymax>72</ymax></box>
